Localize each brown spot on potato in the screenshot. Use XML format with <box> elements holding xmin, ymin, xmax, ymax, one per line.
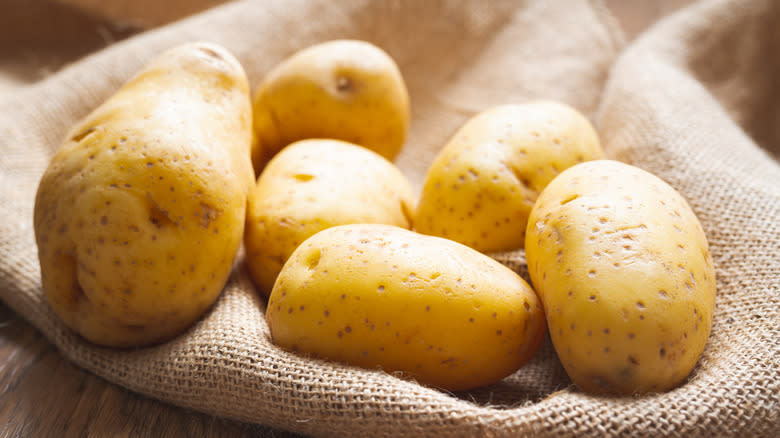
<box><xmin>336</xmin><ymin>76</ymin><xmax>353</xmax><ymax>93</ymax></box>
<box><xmin>148</xmin><ymin>200</ymin><xmax>174</xmax><ymax>229</ymax></box>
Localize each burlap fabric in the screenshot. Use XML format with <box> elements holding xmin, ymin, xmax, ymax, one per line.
<box><xmin>0</xmin><ymin>0</ymin><xmax>777</xmax><ymax>436</ymax></box>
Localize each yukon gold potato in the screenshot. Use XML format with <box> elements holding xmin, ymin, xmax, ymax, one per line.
<box><xmin>251</xmin><ymin>40</ymin><xmax>409</xmax><ymax>172</ymax></box>
<box><xmin>33</xmin><ymin>43</ymin><xmax>254</xmax><ymax>348</ymax></box>
<box><xmin>415</xmin><ymin>102</ymin><xmax>602</xmax><ymax>253</ymax></box>
<box><xmin>525</xmin><ymin>160</ymin><xmax>716</xmax><ymax>394</ymax></box>
<box><xmin>245</xmin><ymin>139</ymin><xmax>414</xmax><ymax>297</ymax></box>
<box><xmin>266</xmin><ymin>224</ymin><xmax>546</xmax><ymax>391</ymax></box>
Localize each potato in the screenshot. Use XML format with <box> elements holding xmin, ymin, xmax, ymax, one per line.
<box><xmin>266</xmin><ymin>224</ymin><xmax>546</xmax><ymax>391</ymax></box>
<box><xmin>525</xmin><ymin>160</ymin><xmax>716</xmax><ymax>394</ymax></box>
<box><xmin>251</xmin><ymin>40</ymin><xmax>410</xmax><ymax>173</ymax></box>
<box><xmin>415</xmin><ymin>102</ymin><xmax>602</xmax><ymax>253</ymax></box>
<box><xmin>33</xmin><ymin>42</ymin><xmax>254</xmax><ymax>348</ymax></box>
<box><xmin>245</xmin><ymin>139</ymin><xmax>414</xmax><ymax>297</ymax></box>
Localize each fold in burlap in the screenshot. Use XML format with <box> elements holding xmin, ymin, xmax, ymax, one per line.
<box><xmin>0</xmin><ymin>0</ymin><xmax>777</xmax><ymax>436</ymax></box>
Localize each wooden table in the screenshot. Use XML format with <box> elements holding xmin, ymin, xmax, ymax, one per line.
<box><xmin>0</xmin><ymin>1</ymin><xmax>691</xmax><ymax>436</ymax></box>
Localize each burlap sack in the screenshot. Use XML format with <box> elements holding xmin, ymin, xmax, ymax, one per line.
<box><xmin>0</xmin><ymin>0</ymin><xmax>776</xmax><ymax>436</ymax></box>
<box><xmin>54</xmin><ymin>0</ymin><xmax>229</xmax><ymax>28</ymax></box>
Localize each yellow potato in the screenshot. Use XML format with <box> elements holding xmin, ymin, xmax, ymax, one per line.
<box><xmin>415</xmin><ymin>102</ymin><xmax>602</xmax><ymax>253</ymax></box>
<box><xmin>245</xmin><ymin>139</ymin><xmax>414</xmax><ymax>297</ymax></box>
<box><xmin>251</xmin><ymin>40</ymin><xmax>409</xmax><ymax>173</ymax></box>
<box><xmin>266</xmin><ymin>224</ymin><xmax>546</xmax><ymax>391</ymax></box>
<box><xmin>33</xmin><ymin>42</ymin><xmax>254</xmax><ymax>348</ymax></box>
<box><xmin>525</xmin><ymin>160</ymin><xmax>716</xmax><ymax>394</ymax></box>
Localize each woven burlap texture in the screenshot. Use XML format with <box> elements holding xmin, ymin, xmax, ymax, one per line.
<box><xmin>0</xmin><ymin>0</ymin><xmax>777</xmax><ymax>436</ymax></box>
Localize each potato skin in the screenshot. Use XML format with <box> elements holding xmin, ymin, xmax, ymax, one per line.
<box><xmin>415</xmin><ymin>102</ymin><xmax>602</xmax><ymax>253</ymax></box>
<box><xmin>245</xmin><ymin>139</ymin><xmax>414</xmax><ymax>297</ymax></box>
<box><xmin>266</xmin><ymin>224</ymin><xmax>546</xmax><ymax>391</ymax></box>
<box><xmin>33</xmin><ymin>42</ymin><xmax>254</xmax><ymax>347</ymax></box>
<box><xmin>525</xmin><ymin>160</ymin><xmax>716</xmax><ymax>394</ymax></box>
<box><xmin>251</xmin><ymin>40</ymin><xmax>410</xmax><ymax>172</ymax></box>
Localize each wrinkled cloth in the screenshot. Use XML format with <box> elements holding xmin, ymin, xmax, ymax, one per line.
<box><xmin>0</xmin><ymin>0</ymin><xmax>777</xmax><ymax>436</ymax></box>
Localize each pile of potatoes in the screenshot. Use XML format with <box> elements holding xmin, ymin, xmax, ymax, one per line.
<box><xmin>33</xmin><ymin>40</ymin><xmax>715</xmax><ymax>395</ymax></box>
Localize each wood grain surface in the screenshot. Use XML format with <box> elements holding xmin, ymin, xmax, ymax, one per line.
<box><xmin>0</xmin><ymin>1</ymin><xmax>691</xmax><ymax>437</ymax></box>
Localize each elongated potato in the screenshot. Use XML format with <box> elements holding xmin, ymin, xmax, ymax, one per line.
<box><xmin>525</xmin><ymin>160</ymin><xmax>716</xmax><ymax>394</ymax></box>
<box><xmin>266</xmin><ymin>224</ymin><xmax>546</xmax><ymax>391</ymax></box>
<box><xmin>33</xmin><ymin>42</ymin><xmax>254</xmax><ymax>347</ymax></box>
<box><xmin>245</xmin><ymin>139</ymin><xmax>414</xmax><ymax>297</ymax></box>
<box><xmin>415</xmin><ymin>102</ymin><xmax>602</xmax><ymax>253</ymax></box>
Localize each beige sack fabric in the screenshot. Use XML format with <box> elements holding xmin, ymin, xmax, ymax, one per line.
<box><xmin>0</xmin><ymin>0</ymin><xmax>777</xmax><ymax>436</ymax></box>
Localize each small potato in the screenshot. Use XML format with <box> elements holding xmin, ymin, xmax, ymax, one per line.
<box><xmin>251</xmin><ymin>40</ymin><xmax>410</xmax><ymax>173</ymax></box>
<box><xmin>33</xmin><ymin>43</ymin><xmax>254</xmax><ymax>347</ymax></box>
<box><xmin>525</xmin><ymin>160</ymin><xmax>716</xmax><ymax>394</ymax></box>
<box><xmin>415</xmin><ymin>102</ymin><xmax>602</xmax><ymax>253</ymax></box>
<box><xmin>245</xmin><ymin>139</ymin><xmax>414</xmax><ymax>297</ymax></box>
<box><xmin>266</xmin><ymin>224</ymin><xmax>546</xmax><ymax>391</ymax></box>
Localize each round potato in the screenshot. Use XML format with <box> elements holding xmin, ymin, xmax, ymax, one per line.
<box><xmin>525</xmin><ymin>160</ymin><xmax>716</xmax><ymax>394</ymax></box>
<box><xmin>251</xmin><ymin>40</ymin><xmax>410</xmax><ymax>173</ymax></box>
<box><xmin>245</xmin><ymin>139</ymin><xmax>414</xmax><ymax>297</ymax></box>
<box><xmin>415</xmin><ymin>101</ymin><xmax>602</xmax><ymax>253</ymax></box>
<box><xmin>33</xmin><ymin>42</ymin><xmax>254</xmax><ymax>347</ymax></box>
<box><xmin>266</xmin><ymin>224</ymin><xmax>546</xmax><ymax>391</ymax></box>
